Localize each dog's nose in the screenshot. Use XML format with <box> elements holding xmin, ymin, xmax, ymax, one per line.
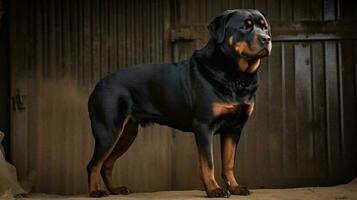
<box><xmin>259</xmin><ymin>35</ymin><xmax>271</xmax><ymax>45</ymax></box>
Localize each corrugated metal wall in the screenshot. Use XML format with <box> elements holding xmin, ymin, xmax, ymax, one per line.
<box><xmin>10</xmin><ymin>0</ymin><xmax>174</xmax><ymax>194</ymax></box>
<box><xmin>9</xmin><ymin>0</ymin><xmax>357</xmax><ymax>195</ymax></box>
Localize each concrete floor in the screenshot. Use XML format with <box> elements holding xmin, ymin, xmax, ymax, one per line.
<box><xmin>3</xmin><ymin>178</ymin><xmax>357</xmax><ymax>200</ymax></box>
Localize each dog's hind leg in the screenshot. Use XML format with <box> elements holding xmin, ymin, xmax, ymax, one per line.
<box><xmin>100</xmin><ymin>117</ymin><xmax>138</xmax><ymax>195</ymax></box>
<box><xmin>87</xmin><ymin>90</ymin><xmax>132</xmax><ymax>197</ymax></box>
<box><xmin>87</xmin><ymin>120</ymin><xmax>119</xmax><ymax>197</ymax></box>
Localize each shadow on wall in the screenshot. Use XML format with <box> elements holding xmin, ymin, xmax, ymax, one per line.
<box><xmin>0</xmin><ymin>0</ymin><xmax>10</xmax><ymax>161</ymax></box>
<box><xmin>22</xmin><ymin>79</ymin><xmax>94</xmax><ymax>194</ymax></box>
<box><xmin>17</xmin><ymin>78</ymin><xmax>176</xmax><ymax>194</ymax></box>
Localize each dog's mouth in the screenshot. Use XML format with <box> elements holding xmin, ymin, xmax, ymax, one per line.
<box><xmin>241</xmin><ymin>48</ymin><xmax>269</xmax><ymax>61</ymax></box>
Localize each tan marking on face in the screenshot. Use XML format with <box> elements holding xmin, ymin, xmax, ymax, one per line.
<box><xmin>234</xmin><ymin>40</ymin><xmax>258</xmax><ymax>55</ymax></box>
<box><xmin>228</xmin><ymin>36</ymin><xmax>234</xmax><ymax>46</ymax></box>
<box><xmin>247</xmin><ymin>103</ymin><xmax>255</xmax><ymax>117</ymax></box>
<box><xmin>212</xmin><ymin>102</ymin><xmax>240</xmax><ymax>117</ymax></box>
<box><xmin>238</xmin><ymin>58</ymin><xmax>249</xmax><ymax>72</ymax></box>
<box><xmin>234</xmin><ymin>41</ymin><xmax>248</xmax><ymax>54</ymax></box>
<box><xmin>247</xmin><ymin>59</ymin><xmax>261</xmax><ymax>73</ymax></box>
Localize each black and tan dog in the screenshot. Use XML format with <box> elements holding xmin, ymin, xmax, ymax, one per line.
<box><xmin>87</xmin><ymin>9</ymin><xmax>272</xmax><ymax>198</ymax></box>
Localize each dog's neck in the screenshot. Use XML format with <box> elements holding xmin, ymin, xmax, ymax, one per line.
<box><xmin>193</xmin><ymin>39</ymin><xmax>258</xmax><ymax>99</ymax></box>
<box><xmin>194</xmin><ymin>39</ymin><xmax>235</xmax><ymax>71</ymax></box>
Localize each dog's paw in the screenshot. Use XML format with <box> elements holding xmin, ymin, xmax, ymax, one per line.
<box><xmin>110</xmin><ymin>186</ymin><xmax>130</xmax><ymax>195</ymax></box>
<box><xmin>229</xmin><ymin>185</ymin><xmax>250</xmax><ymax>196</ymax></box>
<box><xmin>89</xmin><ymin>190</ymin><xmax>108</xmax><ymax>197</ymax></box>
<box><xmin>207</xmin><ymin>188</ymin><xmax>230</xmax><ymax>198</ymax></box>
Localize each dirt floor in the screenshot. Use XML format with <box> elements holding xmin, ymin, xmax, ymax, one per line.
<box><xmin>2</xmin><ymin>178</ymin><xmax>357</xmax><ymax>200</ymax></box>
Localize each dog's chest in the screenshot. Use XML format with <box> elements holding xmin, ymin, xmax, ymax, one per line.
<box><xmin>211</xmin><ymin>101</ymin><xmax>253</xmax><ymax>130</ymax></box>
<box><xmin>212</xmin><ymin>101</ymin><xmax>252</xmax><ymax>117</ymax></box>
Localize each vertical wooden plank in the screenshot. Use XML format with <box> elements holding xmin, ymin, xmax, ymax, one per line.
<box><xmin>324</xmin><ymin>41</ymin><xmax>341</xmax><ymax>178</ymax></box>
<box><xmin>280</xmin><ymin>42</ymin><xmax>287</xmax><ymax>181</ymax></box>
<box><xmin>100</xmin><ymin>0</ymin><xmax>108</xmax><ymax>77</ymax></box>
<box><xmin>136</xmin><ymin>0</ymin><xmax>144</xmax><ymax>64</ymax></box>
<box><xmin>310</xmin><ymin>0</ymin><xmax>323</xmax><ymax>20</ymax></box>
<box><xmin>267</xmin><ymin>0</ymin><xmax>280</xmax><ymax>20</ymax></box>
<box><xmin>228</xmin><ymin>0</ymin><xmax>242</xmax><ymax>10</ymax></box>
<box><xmin>283</xmin><ymin>43</ymin><xmax>298</xmax><ymax>179</ymax></box>
<box><xmin>37</xmin><ymin>75</ymin><xmax>51</xmax><ymax>192</ymax></box>
<box><xmin>311</xmin><ymin>42</ymin><xmax>328</xmax><ymax>181</ymax></box>
<box><xmin>281</xmin><ymin>0</ymin><xmax>293</xmax><ymax>22</ymax></box>
<box><xmin>31</xmin><ymin>0</ymin><xmax>42</xmax><ymax>192</ymax></box>
<box><xmin>338</xmin><ymin>0</ymin><xmax>356</xmax><ymax>20</ymax></box>
<box><xmin>242</xmin><ymin>0</ymin><xmax>254</xmax><ymax>8</ymax></box>
<box><xmin>48</xmin><ymin>0</ymin><xmax>58</xmax><ymax>192</ymax></box>
<box><xmin>25</xmin><ymin>0</ymin><xmax>38</xmax><ymax>193</ymax></box>
<box><xmin>268</xmin><ymin>43</ymin><xmax>284</xmax><ymax>185</ymax></box>
<box><xmin>339</xmin><ymin>41</ymin><xmax>357</xmax><ymax>179</ymax></box>
<box><xmin>84</xmin><ymin>0</ymin><xmax>92</xmax><ymax>85</ymax></box>
<box><xmin>76</xmin><ymin>0</ymin><xmax>83</xmax><ymax>85</ymax></box>
<box><xmin>45</xmin><ymin>1</ymin><xmax>56</xmax><ymax>80</ymax></box>
<box><xmin>91</xmin><ymin>0</ymin><xmax>100</xmax><ymax>84</ymax></box>
<box><xmin>323</xmin><ymin>0</ymin><xmax>336</xmax><ymax>20</ymax></box>
<box><xmin>163</xmin><ymin>0</ymin><xmax>172</xmax><ymax>63</ymax></box>
<box><xmin>294</xmin><ymin>0</ymin><xmax>311</xmax><ymax>20</ymax></box>
<box><xmin>108</xmin><ymin>0</ymin><xmax>117</xmax><ymax>73</ymax></box>
<box><xmin>117</xmin><ymin>0</ymin><xmax>125</xmax><ymax>70</ymax></box>
<box><xmin>354</xmin><ymin>43</ymin><xmax>357</xmax><ymax>172</ymax></box>
<box><xmin>254</xmin><ymin>54</ymin><xmax>270</xmax><ymax>188</ymax></box>
<box><xmin>69</xmin><ymin>0</ymin><xmax>79</xmax><ymax>80</ymax></box>
<box><xmin>62</xmin><ymin>0</ymin><xmax>71</xmax><ymax>78</ymax></box>
<box><xmin>294</xmin><ymin>43</ymin><xmax>314</xmax><ymax>180</ymax></box>
<box><xmin>253</xmin><ymin>0</ymin><xmax>267</xmax><ymax>17</ymax></box>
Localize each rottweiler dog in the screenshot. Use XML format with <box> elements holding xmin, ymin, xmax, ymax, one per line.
<box><xmin>87</xmin><ymin>9</ymin><xmax>272</xmax><ymax>198</ymax></box>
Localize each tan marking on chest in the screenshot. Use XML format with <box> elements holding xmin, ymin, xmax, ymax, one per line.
<box><xmin>212</xmin><ymin>102</ymin><xmax>240</xmax><ymax>117</ymax></box>
<box><xmin>212</xmin><ymin>102</ymin><xmax>255</xmax><ymax>118</ymax></box>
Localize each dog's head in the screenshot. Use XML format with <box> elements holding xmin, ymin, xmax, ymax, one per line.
<box><xmin>208</xmin><ymin>9</ymin><xmax>272</xmax><ymax>73</ymax></box>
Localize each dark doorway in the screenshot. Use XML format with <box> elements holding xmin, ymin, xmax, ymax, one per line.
<box><xmin>0</xmin><ymin>0</ymin><xmax>10</xmax><ymax>160</ymax></box>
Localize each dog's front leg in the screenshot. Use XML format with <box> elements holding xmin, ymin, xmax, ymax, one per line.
<box><xmin>193</xmin><ymin>120</ymin><xmax>230</xmax><ymax>198</ymax></box>
<box><xmin>221</xmin><ymin>126</ymin><xmax>250</xmax><ymax>195</ymax></box>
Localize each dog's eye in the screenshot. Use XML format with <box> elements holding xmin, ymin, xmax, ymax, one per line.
<box><xmin>245</xmin><ymin>20</ymin><xmax>253</xmax><ymax>30</ymax></box>
<box><xmin>259</xmin><ymin>19</ymin><xmax>268</xmax><ymax>30</ymax></box>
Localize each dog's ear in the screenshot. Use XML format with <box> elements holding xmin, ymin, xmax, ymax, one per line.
<box><xmin>208</xmin><ymin>10</ymin><xmax>237</xmax><ymax>44</ymax></box>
